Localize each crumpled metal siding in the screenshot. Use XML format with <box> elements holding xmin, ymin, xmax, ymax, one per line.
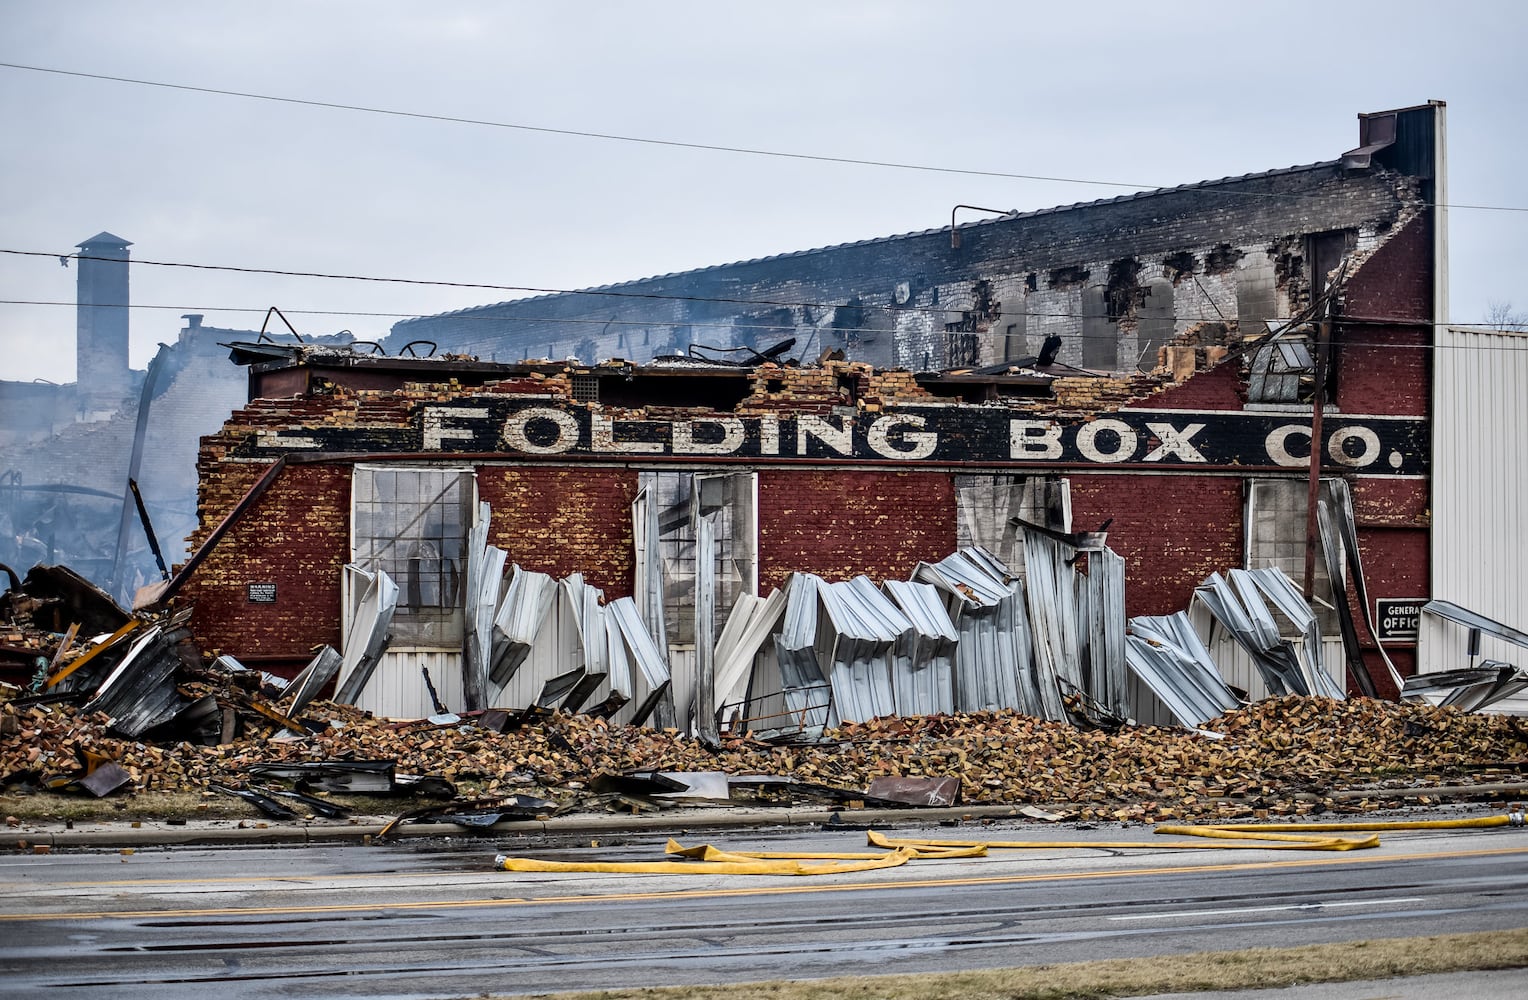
<box><xmin>882</xmin><ymin>579</ymin><xmax>957</xmax><ymax>717</ymax></box>
<box><xmin>607</xmin><ymin>596</ymin><xmax>674</xmax><ymax>724</ymax></box>
<box><xmin>489</xmin><ymin>566</ymin><xmax>557</xmax><ymax>687</ymax></box>
<box><xmin>1078</xmin><ymin>546</ymin><xmax>1128</xmax><ymax>718</ymax></box>
<box><xmin>816</xmin><ymin>575</ymin><xmax>908</xmax><ymax>724</ymax></box>
<box><xmin>463</xmin><ymin>502</ymin><xmax>507</xmax><ymax>710</ymax></box>
<box><xmin>713</xmin><ymin>589</ymin><xmax>787</xmax><ymax>713</ymax></box>
<box><xmin>1127</xmin><ymin>613</ymin><xmax>1242</xmax><ymax>726</ymax></box>
<box><xmin>913</xmin><ymin>547</ymin><xmax>1034</xmax><ymax>715</ymax></box>
<box><xmin>776</xmin><ymin>572</ymin><xmax>831</xmax><ymax>737</ymax></box>
<box><xmin>1021</xmin><ymin>529</ymin><xmax>1081</xmax><ymax>721</ymax></box>
<box><xmin>1241</xmin><ymin>567</ymin><xmax>1345</xmax><ymax>700</ymax></box>
<box><xmin>334</xmin><ymin>565</ymin><xmax>399</xmax><ymax>706</ymax></box>
<box><xmin>1194</xmin><ymin>571</ymin><xmax>1306</xmax><ymax>697</ymax></box>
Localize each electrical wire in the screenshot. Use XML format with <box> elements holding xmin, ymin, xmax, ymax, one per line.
<box><xmin>4</xmin><ymin>298</ymin><xmax>1524</xmax><ymax>351</ymax></box>
<box><xmin>6</xmin><ymin>249</ymin><xmax>1527</xmax><ymax>338</ymax></box>
<box><xmin>3</xmin><ymin>61</ymin><xmax>1525</xmax><ymax>214</ymax></box>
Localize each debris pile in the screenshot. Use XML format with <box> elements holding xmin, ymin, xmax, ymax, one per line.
<box><xmin>3</xmin><ymin>684</ymin><xmax>1524</xmax><ymax>825</ymax></box>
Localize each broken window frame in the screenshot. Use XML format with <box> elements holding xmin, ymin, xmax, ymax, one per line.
<box><xmin>1246</xmin><ymin>325</ymin><xmax>1318</xmax><ymax>404</ymax></box>
<box><xmin>954</xmin><ymin>474</ymin><xmax>1071</xmax><ymax>573</ymax></box>
<box><xmin>349</xmin><ymin>465</ymin><xmax>476</xmax><ymax>649</ymax></box>
<box><xmin>640</xmin><ymin>470</ymin><xmax>758</xmax><ymax>650</ymax></box>
<box><xmin>1244</xmin><ymin>477</ymin><xmax>1339</xmax><ymax>635</ymax></box>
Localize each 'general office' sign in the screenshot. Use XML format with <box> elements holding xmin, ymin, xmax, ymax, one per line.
<box><xmin>245</xmin><ymin>402</ymin><xmax>1429</xmax><ymax>476</ymax></box>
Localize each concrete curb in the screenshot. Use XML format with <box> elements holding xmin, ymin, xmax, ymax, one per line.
<box><xmin>14</xmin><ymin>803</ymin><xmax>1029</xmax><ymax>850</ymax></box>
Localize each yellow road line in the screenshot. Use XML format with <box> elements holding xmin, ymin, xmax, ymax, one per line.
<box><xmin>1</xmin><ymin>844</ymin><xmax>1523</xmax><ymax>924</ymax></box>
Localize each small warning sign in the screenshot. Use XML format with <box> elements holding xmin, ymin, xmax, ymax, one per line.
<box><xmin>247</xmin><ymin>582</ymin><xmax>277</xmax><ymax>604</ymax></box>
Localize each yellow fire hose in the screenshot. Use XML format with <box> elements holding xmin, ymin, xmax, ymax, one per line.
<box><xmin>492</xmin><ymin>814</ymin><xmax>1518</xmax><ymax>875</ymax></box>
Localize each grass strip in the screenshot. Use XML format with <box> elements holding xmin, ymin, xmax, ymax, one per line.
<box><xmin>508</xmin><ymin>927</ymin><xmax>1528</xmax><ymax>1000</ymax></box>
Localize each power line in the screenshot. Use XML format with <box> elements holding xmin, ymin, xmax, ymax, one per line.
<box><xmin>4</xmin><ymin>298</ymin><xmax>1524</xmax><ymax>350</ymax></box>
<box><xmin>9</xmin><ymin>248</ymin><xmax>1522</xmax><ymax>335</ymax></box>
<box><xmin>4</xmin><ymin>61</ymin><xmax>1525</xmax><ymax>214</ymax></box>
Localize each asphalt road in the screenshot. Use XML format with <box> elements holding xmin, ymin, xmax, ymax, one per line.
<box><xmin>2</xmin><ymin>822</ymin><xmax>1525</xmax><ymax>999</ymax></box>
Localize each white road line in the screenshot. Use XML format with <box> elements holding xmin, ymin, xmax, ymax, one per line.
<box><xmin>1108</xmin><ymin>897</ymin><xmax>1425</xmax><ymax>921</ymax></box>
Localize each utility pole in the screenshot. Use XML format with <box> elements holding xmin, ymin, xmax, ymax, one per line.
<box><xmin>1302</xmin><ymin>307</ymin><xmax>1332</xmax><ymax>602</ymax></box>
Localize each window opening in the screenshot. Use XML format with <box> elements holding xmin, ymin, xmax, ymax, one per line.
<box><xmin>1245</xmin><ymin>478</ymin><xmax>1339</xmax><ymax>634</ymax></box>
<box><xmin>351</xmin><ymin>466</ymin><xmax>473</xmax><ymax>647</ymax></box>
<box><xmin>643</xmin><ymin>470</ymin><xmax>756</xmax><ymax>648</ymax></box>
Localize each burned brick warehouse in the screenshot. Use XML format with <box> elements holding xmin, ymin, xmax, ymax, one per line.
<box><xmin>171</xmin><ymin>103</ymin><xmax>1497</xmax><ymax>735</ymax></box>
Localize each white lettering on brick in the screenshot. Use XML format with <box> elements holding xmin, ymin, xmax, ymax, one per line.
<box><xmin>503</xmin><ymin>407</ymin><xmax>579</xmax><ymax>455</ymax></box>
<box><xmin>591</xmin><ymin>414</ymin><xmax>663</xmax><ymax>454</ymax></box>
<box><xmin>673</xmin><ymin>416</ymin><xmax>745</xmax><ymax>455</ymax></box>
<box><xmin>866</xmin><ymin>414</ymin><xmax>936</xmax><ymax>460</ymax></box>
<box><xmin>1265</xmin><ymin>424</ymin><xmax>1310</xmax><ymax>467</ymax></box>
<box><xmin>422</xmin><ymin>406</ymin><xmax>490</xmax><ymax>450</ymax></box>
<box><xmin>1076</xmin><ymin>419</ymin><xmax>1138</xmax><ymax>463</ymax></box>
<box><xmin>759</xmin><ymin>415</ymin><xmax>780</xmax><ymax>455</ymax></box>
<box><xmin>1142</xmin><ymin>421</ymin><xmax>1207</xmax><ymax>463</ymax></box>
<box><xmin>1328</xmin><ymin>426</ymin><xmax>1381</xmax><ymax>468</ymax></box>
<box><xmin>796</xmin><ymin>414</ymin><xmax>853</xmax><ymax>456</ymax></box>
<box><xmin>1010</xmin><ymin>419</ymin><xmax>1062</xmax><ymax>459</ymax></box>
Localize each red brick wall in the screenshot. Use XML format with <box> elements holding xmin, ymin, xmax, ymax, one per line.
<box><xmin>1335</xmin><ymin>215</ymin><xmax>1431</xmax><ymax>417</ymax></box>
<box><xmin>1140</xmin><ymin>362</ymin><xmax>1244</xmax><ymax>411</ymax></box>
<box><xmin>1068</xmin><ymin>473</ymin><xmax>1245</xmax><ymax>617</ymax></box>
<box><xmin>1346</xmin><ymin>478</ymin><xmax>1429</xmax><ymax>697</ymax></box>
<box><xmin>758</xmin><ymin>470</ymin><xmax>955</xmax><ymax>591</ymax></box>
<box><xmin>184</xmin><ymin>463</ymin><xmax>350</xmax><ymax>663</ymax></box>
<box><xmin>476</xmin><ymin>465</ymin><xmax>639</xmax><ymax>599</ymax></box>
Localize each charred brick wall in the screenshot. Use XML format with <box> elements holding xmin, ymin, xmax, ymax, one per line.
<box><xmin>387</xmin><ymin>163</ymin><xmax>1422</xmax><ymax>373</ymax></box>
<box><xmin>476</xmin><ymin>465</ymin><xmax>639</xmax><ymax>599</ymax></box>
<box><xmin>757</xmin><ymin>470</ymin><xmax>955</xmax><ymax>591</ymax></box>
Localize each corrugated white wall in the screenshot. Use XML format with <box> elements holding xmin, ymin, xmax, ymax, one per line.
<box><xmin>1422</xmin><ymin>327</ymin><xmax>1528</xmax><ymax>708</ymax></box>
<box><xmin>349</xmin><ymin>649</ymin><xmax>465</xmax><ymax>719</ymax></box>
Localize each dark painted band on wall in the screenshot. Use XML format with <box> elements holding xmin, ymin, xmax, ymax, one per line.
<box><xmin>234</xmin><ymin>401</ymin><xmax>1430</xmax><ymax>476</ymax></box>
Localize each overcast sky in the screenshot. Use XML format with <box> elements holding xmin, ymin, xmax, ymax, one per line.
<box><xmin>3</xmin><ymin>1</ymin><xmax>1524</xmax><ymax>382</ymax></box>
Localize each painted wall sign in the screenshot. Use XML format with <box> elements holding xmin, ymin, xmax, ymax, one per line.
<box><xmin>1375</xmin><ymin>598</ymin><xmax>1426</xmax><ymax>643</ymax></box>
<box><xmin>247</xmin><ymin>582</ymin><xmax>278</xmax><ymax>604</ymax></box>
<box><xmin>241</xmin><ymin>401</ymin><xmax>1430</xmax><ymax>476</ymax></box>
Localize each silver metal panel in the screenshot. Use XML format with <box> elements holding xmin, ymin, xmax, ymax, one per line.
<box><xmin>494</xmin><ymin>582</ymin><xmax>585</xmax><ymax>710</ymax></box>
<box><xmin>1127</xmin><ymin>613</ymin><xmax>1241</xmax><ymax>726</ymax></box>
<box><xmin>694</xmin><ymin>512</ymin><xmax>718</xmax><ymax>740</ymax></box>
<box><xmin>463</xmin><ymin>502</ymin><xmax>507</xmax><ymax>710</ymax></box>
<box><xmin>914</xmin><ymin>548</ymin><xmax>1031</xmax><ymax>715</ymax></box>
<box><xmin>1242</xmin><ymin>567</ymin><xmax>1345</xmax><ymax>699</ymax></box>
<box><xmin>348</xmin><ymin>648</ymin><xmax>464</xmax><ymax>719</ymax></box>
<box><xmin>883</xmin><ymin>579</ymin><xmax>957</xmax><ymax>716</ymax></box>
<box><xmin>776</xmin><ymin>572</ymin><xmax>830</xmax><ymax>737</ymax></box>
<box><xmin>1021</xmin><ymin>528</ymin><xmax>1079</xmax><ymax>720</ymax></box>
<box><xmin>334</xmin><ymin>565</ymin><xmax>398</xmax><ymax>706</ymax></box>
<box><xmin>1426</xmin><ymin>326</ymin><xmax>1528</xmax><ymax>680</ymax></box>
<box><xmin>489</xmin><ymin>566</ymin><xmax>557</xmax><ymax>687</ymax></box>
<box><xmin>816</xmin><ymin>575</ymin><xmax>906</xmax><ymax>724</ymax></box>
<box><xmin>606</xmin><ymin>596</ymin><xmax>675</xmax><ymax>728</ymax></box>
<box><xmin>713</xmin><ymin>590</ymin><xmax>787</xmax><ymax>711</ymax></box>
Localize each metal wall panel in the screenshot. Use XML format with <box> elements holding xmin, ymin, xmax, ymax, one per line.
<box><xmin>351</xmin><ymin>649</ymin><xmax>464</xmax><ymax>719</ymax></box>
<box><xmin>1424</xmin><ymin>326</ymin><xmax>1528</xmax><ymax>706</ymax></box>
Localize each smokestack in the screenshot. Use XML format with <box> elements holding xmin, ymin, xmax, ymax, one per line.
<box><xmin>75</xmin><ymin>231</ymin><xmax>132</xmax><ymax>416</ymax></box>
